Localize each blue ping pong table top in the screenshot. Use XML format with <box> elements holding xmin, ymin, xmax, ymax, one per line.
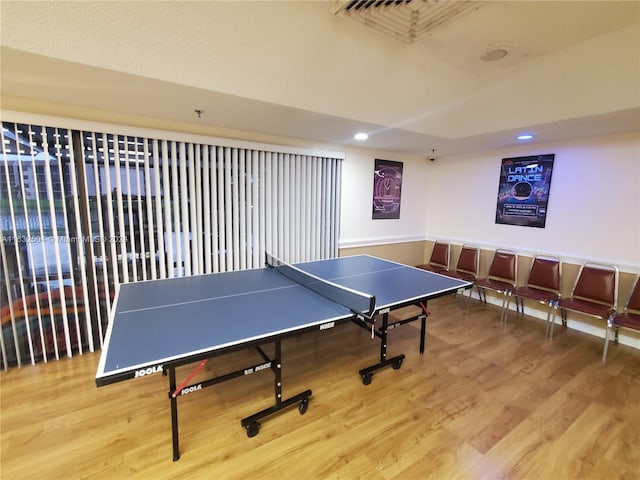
<box><xmin>96</xmin><ymin>255</ymin><xmax>469</xmax><ymax>385</ymax></box>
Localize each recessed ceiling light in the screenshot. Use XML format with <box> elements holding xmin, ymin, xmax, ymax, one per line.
<box><xmin>517</xmin><ymin>134</ymin><xmax>534</xmax><ymax>141</ymax></box>
<box><xmin>354</xmin><ymin>132</ymin><xmax>368</xmax><ymax>141</ymax></box>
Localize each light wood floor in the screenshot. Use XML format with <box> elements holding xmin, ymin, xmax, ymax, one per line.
<box><xmin>2</xmin><ymin>295</ymin><xmax>639</xmax><ymax>480</ymax></box>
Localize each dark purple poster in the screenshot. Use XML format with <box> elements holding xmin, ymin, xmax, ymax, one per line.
<box><xmin>372</xmin><ymin>159</ymin><xmax>403</xmax><ymax>220</ymax></box>
<box><xmin>495</xmin><ymin>154</ymin><xmax>555</xmax><ymax>228</ymax></box>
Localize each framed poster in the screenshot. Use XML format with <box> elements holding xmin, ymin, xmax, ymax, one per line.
<box><xmin>372</xmin><ymin>159</ymin><xmax>403</xmax><ymax>219</ymax></box>
<box><xmin>495</xmin><ymin>154</ymin><xmax>555</xmax><ymax>228</ymax></box>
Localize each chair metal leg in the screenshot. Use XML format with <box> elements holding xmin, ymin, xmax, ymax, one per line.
<box><xmin>501</xmin><ymin>294</ymin><xmax>510</xmax><ymax>324</ymax></box>
<box><xmin>503</xmin><ymin>296</ymin><xmax>509</xmax><ymax>323</ymax></box>
<box><xmin>544</xmin><ymin>304</ymin><xmax>552</xmax><ymax>335</ymax></box>
<box><xmin>517</xmin><ymin>297</ymin><xmax>523</xmax><ymax>315</ymax></box>
<box><xmin>502</xmin><ymin>294</ymin><xmax>508</xmax><ymax>323</ymax></box>
<box><xmin>548</xmin><ymin>307</ymin><xmax>559</xmax><ymax>338</ymax></box>
<box><xmin>602</xmin><ymin>324</ymin><xmax>611</xmax><ymax>363</ymax></box>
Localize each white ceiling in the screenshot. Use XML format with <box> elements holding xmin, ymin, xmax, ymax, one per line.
<box><xmin>1</xmin><ymin>0</ymin><xmax>639</xmax><ymax>156</ymax></box>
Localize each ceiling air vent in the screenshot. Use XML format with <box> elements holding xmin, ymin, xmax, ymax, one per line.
<box><xmin>333</xmin><ymin>0</ymin><xmax>481</xmax><ymax>43</ymax></box>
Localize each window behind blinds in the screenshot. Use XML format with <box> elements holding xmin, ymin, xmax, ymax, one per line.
<box><xmin>0</xmin><ymin>119</ymin><xmax>343</xmax><ymax>369</ymax></box>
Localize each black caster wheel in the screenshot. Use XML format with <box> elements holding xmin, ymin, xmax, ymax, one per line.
<box><xmin>246</xmin><ymin>422</ymin><xmax>260</xmax><ymax>438</ymax></box>
<box><xmin>299</xmin><ymin>399</ymin><xmax>309</xmax><ymax>415</ymax></box>
<box><xmin>392</xmin><ymin>358</ymin><xmax>403</xmax><ymax>370</ymax></box>
<box><xmin>361</xmin><ymin>373</ymin><xmax>372</xmax><ymax>385</ymax></box>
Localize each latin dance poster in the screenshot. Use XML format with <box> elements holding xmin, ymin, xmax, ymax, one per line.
<box><xmin>495</xmin><ymin>154</ymin><xmax>555</xmax><ymax>228</ymax></box>
<box><xmin>372</xmin><ymin>159</ymin><xmax>403</xmax><ymax>220</ymax></box>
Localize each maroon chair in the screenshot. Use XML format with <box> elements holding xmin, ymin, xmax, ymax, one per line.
<box><xmin>441</xmin><ymin>245</ymin><xmax>479</xmax><ymax>297</ymax></box>
<box><xmin>416</xmin><ymin>241</ymin><xmax>450</xmax><ymax>274</ymax></box>
<box><xmin>551</xmin><ymin>263</ymin><xmax>618</xmax><ymax>341</ymax></box>
<box><xmin>474</xmin><ymin>249</ymin><xmax>517</xmax><ymax>322</ymax></box>
<box><xmin>441</xmin><ymin>245</ymin><xmax>479</xmax><ymax>282</ymax></box>
<box><xmin>507</xmin><ymin>255</ymin><xmax>561</xmax><ymax>333</ymax></box>
<box><xmin>603</xmin><ymin>275</ymin><xmax>640</xmax><ymax>362</ymax></box>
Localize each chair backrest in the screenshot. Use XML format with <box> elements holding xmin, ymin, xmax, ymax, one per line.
<box><xmin>487</xmin><ymin>249</ymin><xmax>517</xmax><ymax>286</ymax></box>
<box><xmin>624</xmin><ymin>275</ymin><xmax>640</xmax><ymax>313</ymax></box>
<box><xmin>429</xmin><ymin>241</ymin><xmax>450</xmax><ymax>270</ymax></box>
<box><xmin>455</xmin><ymin>245</ymin><xmax>479</xmax><ymax>277</ymax></box>
<box><xmin>526</xmin><ymin>255</ymin><xmax>561</xmax><ymax>293</ymax></box>
<box><xmin>572</xmin><ymin>263</ymin><xmax>618</xmax><ymax>308</ymax></box>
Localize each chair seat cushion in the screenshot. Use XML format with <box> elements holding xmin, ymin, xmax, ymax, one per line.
<box><xmin>558</xmin><ymin>297</ymin><xmax>614</xmax><ymax>319</ymax></box>
<box><xmin>416</xmin><ymin>264</ymin><xmax>448</xmax><ymax>274</ymax></box>
<box><xmin>475</xmin><ymin>278</ymin><xmax>513</xmax><ymax>293</ymax></box>
<box><xmin>512</xmin><ymin>286</ymin><xmax>558</xmax><ymax>304</ymax></box>
<box><xmin>613</xmin><ymin>312</ymin><xmax>640</xmax><ymax>330</ymax></box>
<box><xmin>441</xmin><ymin>270</ymin><xmax>476</xmax><ymax>283</ymax></box>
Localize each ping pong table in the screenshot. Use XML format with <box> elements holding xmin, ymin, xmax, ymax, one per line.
<box><xmin>96</xmin><ymin>254</ymin><xmax>470</xmax><ymax>461</ymax></box>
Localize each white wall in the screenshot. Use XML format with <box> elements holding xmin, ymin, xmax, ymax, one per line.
<box><xmin>339</xmin><ymin>147</ymin><xmax>428</xmax><ymax>248</ymax></box>
<box><xmin>338</xmin><ymin>131</ymin><xmax>640</xmax><ymax>273</ymax></box>
<box><xmin>425</xmin><ymin>131</ymin><xmax>640</xmax><ymax>272</ymax></box>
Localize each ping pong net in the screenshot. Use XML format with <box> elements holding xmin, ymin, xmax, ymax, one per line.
<box><xmin>266</xmin><ymin>253</ymin><xmax>376</xmax><ymax>318</ymax></box>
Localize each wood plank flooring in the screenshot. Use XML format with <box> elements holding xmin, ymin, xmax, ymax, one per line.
<box><xmin>1</xmin><ymin>294</ymin><xmax>639</xmax><ymax>479</ymax></box>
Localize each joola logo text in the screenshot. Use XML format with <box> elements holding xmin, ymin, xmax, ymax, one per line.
<box><xmin>319</xmin><ymin>322</ymin><xmax>335</xmax><ymax>330</ymax></box>
<box><xmin>134</xmin><ymin>365</ymin><xmax>163</xmax><ymax>378</ymax></box>
<box><xmin>180</xmin><ymin>384</ymin><xmax>203</xmax><ymax>395</ymax></box>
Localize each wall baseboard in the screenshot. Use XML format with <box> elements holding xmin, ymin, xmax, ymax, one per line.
<box><xmin>470</xmin><ymin>290</ymin><xmax>640</xmax><ymax>351</ymax></box>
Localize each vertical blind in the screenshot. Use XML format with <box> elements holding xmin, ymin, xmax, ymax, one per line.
<box><xmin>0</xmin><ymin>119</ymin><xmax>343</xmax><ymax>369</ymax></box>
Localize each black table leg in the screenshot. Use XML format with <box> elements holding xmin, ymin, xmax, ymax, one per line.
<box><xmin>169</xmin><ymin>367</ymin><xmax>180</xmax><ymax>461</ymax></box>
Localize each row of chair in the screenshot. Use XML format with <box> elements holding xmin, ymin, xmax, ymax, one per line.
<box><xmin>417</xmin><ymin>241</ymin><xmax>640</xmax><ymax>362</ymax></box>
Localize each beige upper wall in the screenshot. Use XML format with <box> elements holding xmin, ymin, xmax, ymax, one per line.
<box><xmin>425</xmin><ymin>131</ymin><xmax>640</xmax><ymax>272</ymax></box>
<box><xmin>339</xmin><ymin>147</ymin><xmax>427</xmax><ymax>248</ymax></box>
<box><xmin>337</xmin><ymin>126</ymin><xmax>640</xmax><ymax>273</ymax></box>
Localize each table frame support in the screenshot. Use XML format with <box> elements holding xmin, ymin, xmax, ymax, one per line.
<box><xmin>354</xmin><ymin>303</ymin><xmax>429</xmax><ymax>385</ymax></box>
<box><xmin>167</xmin><ymin>340</ymin><xmax>311</xmax><ymax>461</ymax></box>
